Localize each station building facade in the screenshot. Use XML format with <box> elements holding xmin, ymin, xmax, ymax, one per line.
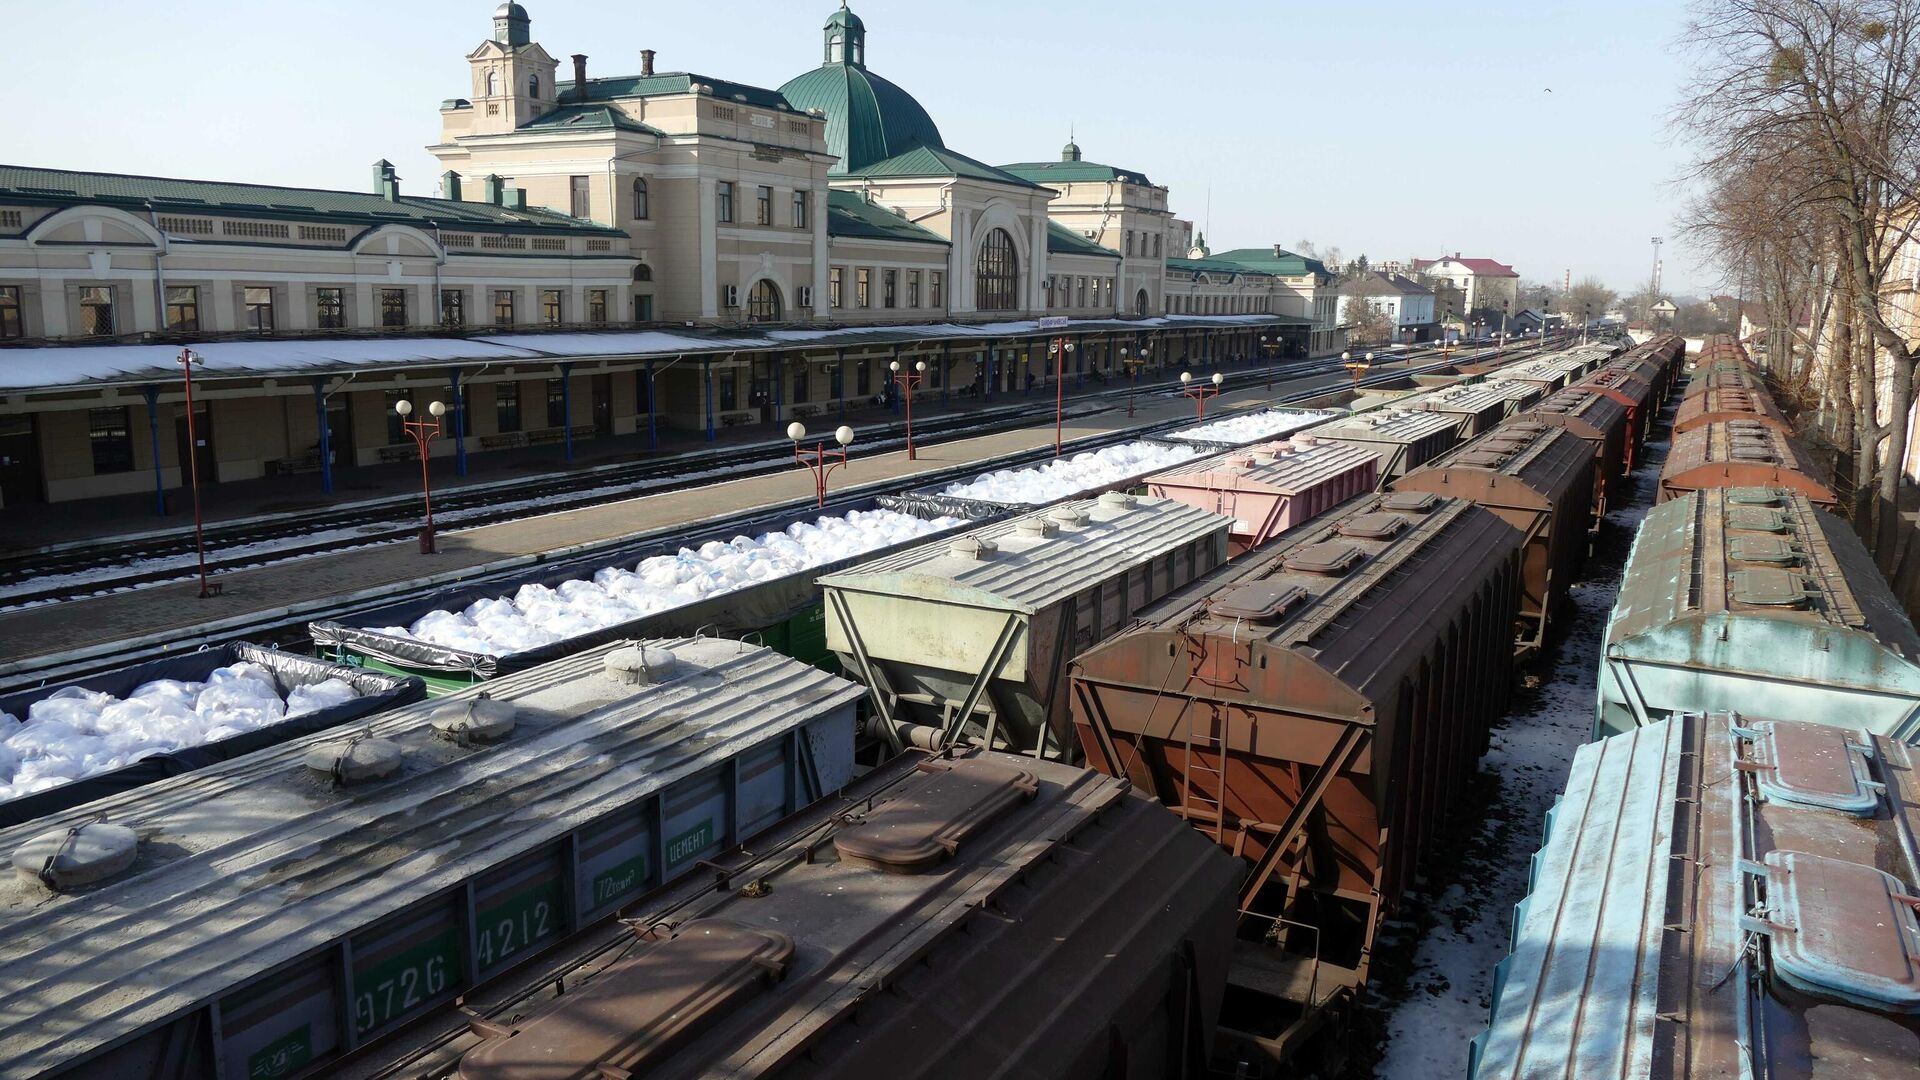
<box><xmin>0</xmin><ymin>3</ymin><xmax>1337</xmax><ymax>508</ymax></box>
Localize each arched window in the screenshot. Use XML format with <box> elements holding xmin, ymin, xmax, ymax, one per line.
<box><xmin>975</xmin><ymin>228</ymin><xmax>1019</xmax><ymax>312</ymax></box>
<box><xmin>827</xmin><ymin>32</ymin><xmax>844</xmax><ymax>64</ymax></box>
<box><xmin>528</xmin><ymin>73</ymin><xmax>540</xmax><ymax>98</ymax></box>
<box><xmin>1135</xmin><ymin>288</ymin><xmax>1149</xmax><ymax>316</ymax></box>
<box><xmin>747</xmin><ymin>280</ymin><xmax>782</xmax><ymax>323</ymax></box>
<box><xmin>486</xmin><ymin>70</ymin><xmax>499</xmax><ymax>96</ymax></box>
<box><xmin>633</xmin><ymin>264</ymin><xmax>652</xmax><ymax>282</ymax></box>
<box><xmin>631</xmin><ymin>177</ymin><xmax>649</xmax><ymax>220</ymax></box>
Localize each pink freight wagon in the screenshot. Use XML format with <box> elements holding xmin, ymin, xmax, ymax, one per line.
<box><xmin>1144</xmin><ymin>437</ymin><xmax>1381</xmax><ymax>555</ymax></box>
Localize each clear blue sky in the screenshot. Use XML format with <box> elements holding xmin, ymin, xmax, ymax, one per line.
<box><xmin>0</xmin><ymin>0</ymin><xmax>1708</xmax><ymax>297</ymax></box>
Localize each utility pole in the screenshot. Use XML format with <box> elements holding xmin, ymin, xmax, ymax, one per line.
<box><xmin>1649</xmin><ymin>236</ymin><xmax>1663</xmax><ymax>319</ymax></box>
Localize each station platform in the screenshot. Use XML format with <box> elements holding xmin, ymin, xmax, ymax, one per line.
<box><xmin>0</xmin><ymin>355</ymin><xmax>1418</xmax><ymax>670</ymax></box>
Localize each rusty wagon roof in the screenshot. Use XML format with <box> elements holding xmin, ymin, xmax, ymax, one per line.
<box><xmin>1661</xmin><ymin>418</ymin><xmax>1833</xmax><ymax>500</ymax></box>
<box><xmin>1084</xmin><ymin>494</ymin><xmax>1523</xmax><ymax>706</ymax></box>
<box><xmin>1146</xmin><ymin>439</ymin><xmax>1381</xmax><ymax>496</ymax></box>
<box><xmin>399</xmin><ymin>749</ymin><xmax>1243</xmax><ymax>1080</ymax></box>
<box><xmin>1526</xmin><ymin>382</ymin><xmax>1631</xmax><ymax>438</ymax></box>
<box><xmin>1675</xmin><ymin>382</ymin><xmax>1790</xmax><ymax>432</ymax></box>
<box><xmin>1473</xmin><ymin>711</ymin><xmax>1920</xmax><ymax>1079</ymax></box>
<box><xmin>1391</xmin><ymin>419</ymin><xmax>1594</xmax><ymax>510</ymax></box>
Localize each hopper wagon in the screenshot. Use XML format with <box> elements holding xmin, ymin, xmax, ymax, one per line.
<box><xmin>1473</xmin><ymin>711</ymin><xmax>1920</xmax><ymax>1079</ymax></box>
<box><xmin>1657</xmin><ymin>417</ymin><xmax>1836</xmax><ymax>506</ymax></box>
<box><xmin>1069</xmin><ymin>494</ymin><xmax>1524</xmax><ymax>1061</ymax></box>
<box><xmin>345</xmin><ymin>747</ymin><xmax>1244</xmax><ymax>1080</ymax></box>
<box><xmin>1143</xmin><ymin>437</ymin><xmax>1381</xmax><ymax>555</ymax></box>
<box><xmin>1313</xmin><ymin>408</ymin><xmax>1462</xmax><ymax>481</ymax></box>
<box><xmin>1560</xmin><ymin>363</ymin><xmax>1658</xmax><ymax>464</ymax></box>
<box><xmin>1522</xmin><ymin>382</ymin><xmax>1636</xmax><ymax>513</ymax></box>
<box><xmin>1401</xmin><ymin>380</ymin><xmax>1544</xmax><ymax>438</ymax></box>
<box><xmin>1596</xmin><ymin>487</ymin><xmax>1920</xmax><ymax>740</ymax></box>
<box><xmin>1674</xmin><ymin>380</ymin><xmax>1791</xmax><ymax>434</ymax></box>
<box><xmin>820</xmin><ymin>494</ymin><xmax>1230</xmax><ymax>760</ymax></box>
<box><xmin>0</xmin><ymin>638</ymin><xmax>864</xmax><ymax>1080</ymax></box>
<box><xmin>1390</xmin><ymin>418</ymin><xmax>1596</xmax><ymax>653</ymax></box>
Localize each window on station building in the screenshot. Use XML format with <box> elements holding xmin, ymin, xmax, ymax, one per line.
<box><xmin>856</xmin><ymin>360</ymin><xmax>870</xmax><ymax>396</ymax></box>
<box><xmin>930</xmin><ymin>271</ymin><xmax>944</xmax><ymax>307</ymax></box>
<box><xmin>440</xmin><ymin>289</ymin><xmax>466</xmax><ymax>327</ymax></box>
<box><xmin>1076</xmin><ymin>276</ymin><xmax>1087</xmax><ymax>308</ymax></box>
<box><xmin>316</xmin><ymin>287</ymin><xmax>345</xmax><ymax>329</ymax></box>
<box><xmin>756</xmin><ymin>185</ymin><xmax>773</xmax><ymax>226</ymax></box>
<box><xmin>634</xmin><ymin>294</ymin><xmax>654</xmax><ymax>321</ymax></box>
<box><xmin>746</xmin><ymin>280</ymin><xmax>782</xmax><ymax>322</ymax></box>
<box><xmin>907</xmin><ymin>270</ymin><xmax>921</xmax><ymax>308</ymax></box>
<box><xmin>496</xmin><ymin>381</ymin><xmax>521</xmax><ymax>433</ymax></box>
<box><xmin>546</xmin><ymin>378</ymin><xmax>567</xmax><ymax>428</ymax></box>
<box><xmin>0</xmin><ymin>285</ymin><xmax>19</xmax><ymax>338</ymax></box>
<box><xmin>882</xmin><ymin>269</ymin><xmax>897</xmax><ymax>309</ymax></box>
<box><xmin>587</xmin><ymin>289</ymin><xmax>608</xmax><ymax>323</ymax></box>
<box><xmin>829</xmin><ymin>267</ymin><xmax>844</xmax><ymax>308</ymax></box>
<box><xmin>716</xmin><ymin>181</ymin><xmax>734</xmax><ymax>224</ymax></box>
<box><xmin>88</xmin><ymin>406</ymin><xmax>133</xmax><ymax>474</ymax></box>
<box><xmin>792</xmin><ymin>190</ymin><xmax>808</xmax><ymax>228</ymax></box>
<box><xmin>379</xmin><ymin>288</ymin><xmax>407</xmax><ymax>327</ymax></box>
<box><xmin>569</xmin><ymin>175</ymin><xmax>591</xmax><ymax>219</ymax></box>
<box><xmin>793</xmin><ymin>364</ymin><xmax>809</xmax><ymax>403</ymax></box>
<box><xmin>79</xmin><ymin>285</ymin><xmax>114</xmax><ymax>336</ymax></box>
<box><xmin>244</xmin><ymin>286</ymin><xmax>275</xmax><ymax>332</ymax></box>
<box><xmin>1126</xmin><ymin>230</ymin><xmax>1134</xmax><ymax>256</ymax></box>
<box><xmin>975</xmin><ymin>229</ymin><xmax>1019</xmax><ymax>311</ymax></box>
<box><xmin>719</xmin><ymin>370</ymin><xmax>738</xmax><ymax>411</ymax></box>
<box><xmin>164</xmin><ymin>286</ymin><xmax>198</xmax><ymax>332</ymax></box>
<box><xmin>494</xmin><ymin>290</ymin><xmax>516</xmax><ymax>326</ymax></box>
<box><xmin>384</xmin><ymin>389</ymin><xmax>411</xmax><ymax>443</ymax></box>
<box><xmin>856</xmin><ymin>268</ymin><xmax>871</xmax><ymax>308</ymax></box>
<box><xmin>541</xmin><ymin>289</ymin><xmax>563</xmax><ymax>325</ymax></box>
<box><xmin>1153</xmin><ymin>234</ymin><xmax>1162</xmax><ymax>257</ymax></box>
<box><xmin>528</xmin><ymin>73</ymin><xmax>540</xmax><ymax>97</ymax></box>
<box><xmin>631</xmin><ymin>177</ymin><xmax>649</xmax><ymax>220</ymax></box>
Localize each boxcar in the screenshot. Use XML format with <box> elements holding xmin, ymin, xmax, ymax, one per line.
<box><xmin>363</xmin><ymin>748</ymin><xmax>1244</xmax><ymax>1080</ymax></box>
<box><xmin>1658</xmin><ymin>417</ymin><xmax>1836</xmax><ymax>506</ymax></box>
<box><xmin>1313</xmin><ymin>408</ymin><xmax>1462</xmax><ymax>480</ymax></box>
<box><xmin>1402</xmin><ymin>381</ymin><xmax>1544</xmax><ymax>438</ymax></box>
<box><xmin>1596</xmin><ymin>487</ymin><xmax>1920</xmax><ymax>739</ymax></box>
<box><xmin>1144</xmin><ymin>437</ymin><xmax>1380</xmax><ymax>555</ymax></box>
<box><xmin>1474</xmin><ymin>711</ymin><xmax>1920</xmax><ymax>1079</ymax></box>
<box><xmin>0</xmin><ymin>638</ymin><xmax>866</xmax><ymax>1080</ymax></box>
<box><xmin>1390</xmin><ymin>419</ymin><xmax>1595</xmax><ymax>653</ymax></box>
<box><xmin>820</xmin><ymin>494</ymin><xmax>1230</xmax><ymax>760</ymax></box>
<box><xmin>1069</xmin><ymin>494</ymin><xmax>1523</xmax><ymax>1059</ymax></box>
<box><xmin>1523</xmin><ymin>384</ymin><xmax>1635</xmax><ymax>511</ymax></box>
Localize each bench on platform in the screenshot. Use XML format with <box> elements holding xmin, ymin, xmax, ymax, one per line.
<box><xmin>480</xmin><ymin>432</ymin><xmax>528</xmax><ymax>451</ymax></box>
<box><xmin>376</xmin><ymin>445</ymin><xmax>414</xmax><ymax>465</ymax></box>
<box><xmin>267</xmin><ymin>450</ymin><xmax>325</xmax><ymax>476</ymax></box>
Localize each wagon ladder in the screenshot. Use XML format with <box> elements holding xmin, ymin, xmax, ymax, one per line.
<box><xmin>1180</xmin><ymin>700</ymin><xmax>1230</xmax><ymax>845</ymax></box>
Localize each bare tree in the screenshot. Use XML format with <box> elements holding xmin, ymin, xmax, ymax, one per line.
<box><xmin>1343</xmin><ymin>298</ymin><xmax>1392</xmax><ymax>344</ymax></box>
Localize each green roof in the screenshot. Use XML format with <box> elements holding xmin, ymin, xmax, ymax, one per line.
<box><xmin>847</xmin><ymin>144</ymin><xmax>1044</xmax><ymax>189</ymax></box>
<box><xmin>1046</xmin><ymin>221</ymin><xmax>1120</xmax><ymax>260</ymax></box>
<box><xmin>554</xmin><ymin>72</ymin><xmax>795</xmax><ymax>112</ymax></box>
<box><xmin>779</xmin><ymin>60</ymin><xmax>944</xmax><ymax>175</ymax></box>
<box><xmin>998</xmin><ymin>160</ymin><xmax>1158</xmax><ymax>188</ymax></box>
<box><xmin>1211</xmin><ymin>247</ymin><xmax>1333</xmax><ymax>277</ymax></box>
<box><xmin>0</xmin><ymin>165</ymin><xmax>623</xmax><ymax>236</ymax></box>
<box><xmin>826</xmin><ymin>189</ymin><xmax>948</xmax><ymax>245</ymax></box>
<box><xmin>1166</xmin><ymin>256</ymin><xmax>1274</xmax><ymax>279</ymax></box>
<box><xmin>518</xmin><ymin>104</ymin><xmax>664</xmax><ymax>135</ymax></box>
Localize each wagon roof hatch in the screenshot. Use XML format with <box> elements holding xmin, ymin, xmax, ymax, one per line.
<box><xmin>1283</xmin><ymin>541</ymin><xmax>1367</xmax><ymax>576</ymax></box>
<box><xmin>1726</xmin><ymin>506</ymin><xmax>1788</xmax><ymax>533</ymax></box>
<box><xmin>834</xmin><ymin>757</ymin><xmax>1039</xmax><ymax>873</ymax></box>
<box><xmin>1741</xmin><ymin>719</ymin><xmax>1880</xmax><ymax>816</ymax></box>
<box><xmin>1380</xmin><ymin>491</ymin><xmax>1438</xmax><ymax>513</ymax></box>
<box><xmin>1759</xmin><ymin>850</ymin><xmax>1920</xmax><ymax>1010</ymax></box>
<box><xmin>1455</xmin><ymin>449</ymin><xmax>1511</xmax><ymax>469</ymax></box>
<box><xmin>1336</xmin><ymin>513</ymin><xmax>1409</xmax><ymax>540</ymax></box>
<box><xmin>1728</xmin><ymin>488</ymin><xmax>1783</xmax><ymax>505</ymax></box>
<box><xmin>1728</xmin><ymin>535</ymin><xmax>1797</xmax><ymax>565</ymax></box>
<box><xmin>1208</xmin><ymin>581</ymin><xmax>1310</xmax><ymax>621</ymax></box>
<box><xmin>1730</xmin><ymin>567</ymin><xmax>1808</xmax><ymax>607</ymax></box>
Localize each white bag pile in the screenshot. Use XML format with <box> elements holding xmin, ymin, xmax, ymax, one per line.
<box><xmin>380</xmin><ymin>508</ymin><xmax>963</xmax><ymax>656</ymax></box>
<box><xmin>0</xmin><ymin>663</ymin><xmax>360</xmax><ymax>803</ymax></box>
<box><xmin>1169</xmin><ymin>408</ymin><xmax>1339</xmax><ymax>446</ymax></box>
<box><xmin>938</xmin><ymin>440</ymin><xmax>1201</xmax><ymax>505</ymax></box>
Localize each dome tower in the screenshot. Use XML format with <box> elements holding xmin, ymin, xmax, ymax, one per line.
<box><xmin>778</xmin><ymin>4</ymin><xmax>946</xmax><ymax>175</ymax></box>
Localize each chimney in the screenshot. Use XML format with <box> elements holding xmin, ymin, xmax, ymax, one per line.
<box><xmin>510</xmin><ymin>188</ymin><xmax>528</xmax><ymax>211</ymax></box>
<box><xmin>1273</xmin><ymin>244</ymin><xmax>1284</xmax><ymax>258</ymax></box>
<box><xmin>441</xmin><ymin>171</ymin><xmax>462</xmax><ymax>201</ymax></box>
<box><xmin>640</xmin><ymin>49</ymin><xmax>656</xmax><ymax>77</ymax></box>
<box><xmin>572</xmin><ymin>54</ymin><xmax>588</xmax><ymax>102</ymax></box>
<box><xmin>483</xmin><ymin>174</ymin><xmax>505</xmax><ymax>205</ymax></box>
<box><xmin>371</xmin><ymin>160</ymin><xmax>400</xmax><ymax>202</ymax></box>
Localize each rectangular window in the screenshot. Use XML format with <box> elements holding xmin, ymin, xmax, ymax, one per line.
<box><xmin>440</xmin><ymin>289</ymin><xmax>465</xmax><ymax>327</ymax></box>
<box><xmin>634</xmin><ymin>294</ymin><xmax>654</xmax><ymax>321</ymax></box>
<box><xmin>1077</xmin><ymin>277</ymin><xmax>1088</xmax><ymax>308</ymax></box>
<box><xmin>0</xmin><ymin>285</ymin><xmax>19</xmax><ymax>338</ymax></box>
<box><xmin>1153</xmin><ymin>234</ymin><xmax>1162</xmax><ymax>257</ymax></box>
<box><xmin>883</xmin><ymin>269</ymin><xmax>897</xmax><ymax>308</ymax></box>
<box><xmin>569</xmin><ymin>175</ymin><xmax>591</xmax><ymax>219</ymax></box>
<box><xmin>793</xmin><ymin>365</ymin><xmax>809</xmax><ymax>403</ymax></box>
<box><xmin>791</xmin><ymin>190</ymin><xmax>808</xmax><ymax>228</ymax></box>
<box><xmin>541</xmin><ymin>289</ymin><xmax>562</xmax><ymax>326</ymax></box>
<box><xmin>829</xmin><ymin>267</ymin><xmax>844</xmax><ymax>308</ymax></box>
<box><xmin>1045</xmin><ymin>276</ymin><xmax>1055</xmax><ymax>309</ymax></box>
<box><xmin>546</xmin><ymin>378</ymin><xmax>567</xmax><ymax>428</ymax></box>
<box><xmin>856</xmin><ymin>360</ymin><xmax>870</xmax><ymax>396</ymax></box>
<box><xmin>244</xmin><ymin>286</ymin><xmax>274</xmax><ymax>332</ymax></box>
<box><xmin>496</xmin><ymin>381</ymin><xmax>521</xmax><ymax>433</ymax></box>
<box><xmin>384</xmin><ymin>389</ymin><xmax>410</xmax><ymax>444</ymax></box>
<box><xmin>165</xmin><ymin>286</ymin><xmax>198</xmax><ymax>332</ymax></box>
<box><xmin>1126</xmin><ymin>230</ymin><xmax>1135</xmax><ymax>256</ymax></box>
<box><xmin>930</xmin><ymin>271</ymin><xmax>944</xmax><ymax>307</ymax></box>
<box><xmin>79</xmin><ymin>286</ymin><xmax>113</xmax><ymax>336</ymax></box>
<box><xmin>494</xmin><ymin>290</ymin><xmax>515</xmax><ymax>326</ymax></box>
<box><xmin>907</xmin><ymin>270</ymin><xmax>921</xmax><ymax>308</ymax></box>
<box><xmin>380</xmin><ymin>288</ymin><xmax>407</xmax><ymax>327</ymax></box>
<box><xmin>587</xmin><ymin>289</ymin><xmax>608</xmax><ymax>323</ymax></box>
<box><xmin>88</xmin><ymin>406</ymin><xmax>133</xmax><ymax>474</ymax></box>
<box><xmin>716</xmin><ymin>181</ymin><xmax>734</xmax><ymax>224</ymax></box>
<box><xmin>316</xmin><ymin>287</ymin><xmax>345</xmax><ymax>329</ymax></box>
<box><xmin>756</xmin><ymin>185</ymin><xmax>773</xmax><ymax>226</ymax></box>
<box><xmin>719</xmin><ymin>371</ymin><xmax>737</xmax><ymax>411</ymax></box>
<box><xmin>856</xmin><ymin>268</ymin><xmax>871</xmax><ymax>308</ymax></box>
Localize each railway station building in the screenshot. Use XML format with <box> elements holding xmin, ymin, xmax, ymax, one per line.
<box><xmin>0</xmin><ymin>3</ymin><xmax>1340</xmax><ymax>509</ymax></box>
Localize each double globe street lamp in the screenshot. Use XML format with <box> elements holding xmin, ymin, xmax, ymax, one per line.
<box><xmin>889</xmin><ymin>359</ymin><xmax>928</xmax><ymax>460</ymax></box>
<box><xmin>394</xmin><ymin>398</ymin><xmax>447</xmax><ymax>554</ymax></box>
<box><xmin>1180</xmin><ymin>370</ymin><xmax>1225</xmax><ymax>420</ymax></box>
<box><xmin>788</xmin><ymin>421</ymin><xmax>854</xmax><ymax>508</ymax></box>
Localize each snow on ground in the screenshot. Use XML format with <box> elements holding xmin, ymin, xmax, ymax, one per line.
<box><xmin>0</xmin><ymin>665</ymin><xmax>358</xmax><ymax>803</ymax></box>
<box><xmin>1167</xmin><ymin>408</ymin><xmax>1342</xmax><ymax>446</ymax></box>
<box><xmin>1362</xmin><ymin>434</ymin><xmax>1668</xmax><ymax>1080</ymax></box>
<box><xmin>379</xmin><ymin>508</ymin><xmax>961</xmax><ymax>656</ymax></box>
<box><xmin>937</xmin><ymin>440</ymin><xmax>1201</xmax><ymax>504</ymax></box>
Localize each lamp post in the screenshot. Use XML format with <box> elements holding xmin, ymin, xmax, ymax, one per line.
<box><xmin>1049</xmin><ymin>336</ymin><xmax>1075</xmax><ymax>456</ymax></box>
<box><xmin>1342</xmin><ymin>350</ymin><xmax>1374</xmax><ymax>391</ymax></box>
<box><xmin>394</xmin><ymin>398</ymin><xmax>446</xmax><ymax>554</ymax></box>
<box><xmin>1120</xmin><ymin>346</ymin><xmax>1148</xmax><ymax>417</ymax></box>
<box><xmin>889</xmin><ymin>359</ymin><xmax>927</xmax><ymax>460</ymax></box>
<box><xmin>788</xmin><ymin>421</ymin><xmax>854</xmax><ymax>507</ymax></box>
<box><xmin>177</xmin><ymin>349</ymin><xmax>215</xmax><ymax>598</ymax></box>
<box><xmin>1259</xmin><ymin>333</ymin><xmax>1281</xmax><ymax>390</ymax></box>
<box><xmin>1179</xmin><ymin>370</ymin><xmax>1224</xmax><ymax>419</ymax></box>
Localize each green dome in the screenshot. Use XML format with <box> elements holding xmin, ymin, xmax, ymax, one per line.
<box><xmin>779</xmin><ymin>5</ymin><xmax>944</xmax><ymax>176</ymax></box>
